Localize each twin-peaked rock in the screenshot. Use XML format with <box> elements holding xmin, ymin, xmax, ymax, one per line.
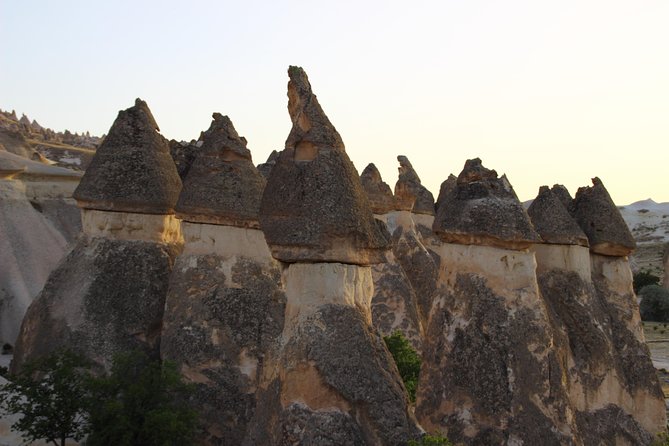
<box><xmin>528</xmin><ymin>186</ymin><xmax>588</xmax><ymax>247</ymax></box>
<box><xmin>12</xmin><ymin>99</ymin><xmax>182</xmax><ymax>372</ymax></box>
<box><xmin>433</xmin><ymin>158</ymin><xmax>540</xmax><ymax>249</ymax></box>
<box><xmin>394</xmin><ymin>155</ymin><xmax>435</xmax><ymax>215</ymax></box>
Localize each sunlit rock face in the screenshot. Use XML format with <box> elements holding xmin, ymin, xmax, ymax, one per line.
<box><xmin>11</xmin><ymin>99</ymin><xmax>182</xmax><ymax>373</ymax></box>
<box><xmin>247</xmin><ymin>67</ymin><xmax>420</xmax><ymax>446</ymax></box>
<box><xmin>418</xmin><ymin>162</ymin><xmax>579</xmax><ymax>445</ymax></box>
<box><xmin>0</xmin><ymin>153</ymin><xmax>82</xmax><ymax>346</ymax></box>
<box><xmin>393</xmin><ymin>155</ymin><xmax>435</xmax><ymax>215</ymax></box>
<box><xmin>161</xmin><ymin>115</ymin><xmax>286</xmax><ymax>445</ymax></box>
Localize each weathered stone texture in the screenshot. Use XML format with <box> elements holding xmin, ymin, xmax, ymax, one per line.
<box><xmin>360</xmin><ymin>163</ymin><xmax>395</xmax><ymax>215</ymax></box>
<box><xmin>259</xmin><ymin>67</ymin><xmax>389</xmax><ymax>264</ymax></box>
<box><xmin>433</xmin><ymin>158</ymin><xmax>540</xmax><ymax>249</ymax></box>
<box><xmin>73</xmin><ymin>99</ymin><xmax>182</xmax><ymax>214</ymax></box>
<box><xmin>435</xmin><ymin>174</ymin><xmax>456</xmax><ymax>215</ymax></box>
<box><xmin>176</xmin><ymin>114</ymin><xmax>266</xmax><ymax>228</ymax></box>
<box><xmin>256</xmin><ymin>150</ymin><xmax>279</xmax><ymax>179</ymax></box>
<box><xmin>11</xmin><ymin>237</ymin><xmax>178</xmax><ymax>372</ymax></box>
<box><xmin>528</xmin><ymin>186</ymin><xmax>588</xmax><ymax>246</ymax></box>
<box><xmin>572</xmin><ymin>177</ymin><xmax>636</xmax><ymax>256</ymax></box>
<box><xmin>161</xmin><ymin>254</ymin><xmax>285</xmax><ymax>445</ymax></box>
<box><xmin>393</xmin><ymin>155</ymin><xmax>435</xmax><ymax>215</ymax></box>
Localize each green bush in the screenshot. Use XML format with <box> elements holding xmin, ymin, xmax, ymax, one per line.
<box><xmin>0</xmin><ymin>350</ymin><xmax>90</xmax><ymax>446</ymax></box>
<box><xmin>408</xmin><ymin>433</ymin><xmax>453</xmax><ymax>445</ymax></box>
<box><xmin>639</xmin><ymin>285</ymin><xmax>669</xmax><ymax>322</ymax></box>
<box><xmin>383</xmin><ymin>331</ymin><xmax>421</xmax><ymax>403</ymax></box>
<box><xmin>634</xmin><ymin>271</ymin><xmax>661</xmax><ymax>293</ymax></box>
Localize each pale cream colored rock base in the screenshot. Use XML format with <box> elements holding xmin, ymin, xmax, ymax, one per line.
<box><xmin>81</xmin><ymin>209</ymin><xmax>182</xmax><ymax>244</ymax></box>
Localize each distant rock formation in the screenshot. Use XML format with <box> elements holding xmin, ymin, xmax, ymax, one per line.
<box><xmin>249</xmin><ymin>66</ymin><xmax>420</xmax><ymax>445</ymax></box>
<box><xmin>11</xmin><ymin>99</ymin><xmax>182</xmax><ymax>372</ymax></box>
<box><xmin>256</xmin><ymin>149</ymin><xmax>279</xmax><ymax>178</ymax></box>
<box><xmin>0</xmin><ymin>151</ymin><xmax>82</xmax><ymax>346</ymax></box>
<box><xmin>394</xmin><ymin>155</ymin><xmax>435</xmax><ymax>215</ymax></box>
<box><xmin>361</xmin><ymin>163</ymin><xmax>395</xmax><ymax>214</ymax></box>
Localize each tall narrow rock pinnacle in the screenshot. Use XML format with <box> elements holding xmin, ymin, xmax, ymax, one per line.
<box><xmin>259</xmin><ymin>67</ymin><xmax>389</xmax><ymax>265</ymax></box>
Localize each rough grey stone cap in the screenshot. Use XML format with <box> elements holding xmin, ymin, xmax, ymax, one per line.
<box><xmin>175</xmin><ymin>113</ymin><xmax>266</xmax><ymax>228</ymax></box>
<box><xmin>551</xmin><ymin>184</ymin><xmax>574</xmax><ymax>214</ymax></box>
<box><xmin>394</xmin><ymin>155</ymin><xmax>435</xmax><ymax>215</ymax></box>
<box><xmin>435</xmin><ymin>174</ymin><xmax>457</xmax><ymax>215</ymax></box>
<box><xmin>360</xmin><ymin>163</ymin><xmax>395</xmax><ymax>214</ymax></box>
<box><xmin>432</xmin><ymin>158</ymin><xmax>540</xmax><ymax>250</ymax></box>
<box><xmin>73</xmin><ymin>98</ymin><xmax>182</xmax><ymax>214</ymax></box>
<box><xmin>528</xmin><ymin>186</ymin><xmax>589</xmax><ymax>246</ymax></box>
<box><xmin>257</xmin><ymin>150</ymin><xmax>279</xmax><ymax>178</ymax></box>
<box><xmin>572</xmin><ymin>177</ymin><xmax>636</xmax><ymax>256</ymax></box>
<box><xmin>259</xmin><ymin>66</ymin><xmax>390</xmax><ymax>265</ymax></box>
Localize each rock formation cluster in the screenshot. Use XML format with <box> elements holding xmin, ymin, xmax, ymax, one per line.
<box><xmin>6</xmin><ymin>68</ymin><xmax>665</xmax><ymax>445</ymax></box>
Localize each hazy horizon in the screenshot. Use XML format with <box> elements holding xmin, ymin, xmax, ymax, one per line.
<box><xmin>2</xmin><ymin>0</ymin><xmax>667</xmax><ymax>204</ymax></box>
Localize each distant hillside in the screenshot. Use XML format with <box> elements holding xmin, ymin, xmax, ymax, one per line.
<box><xmin>0</xmin><ymin>108</ymin><xmax>100</xmax><ymax>170</ymax></box>
<box><xmin>619</xmin><ymin>199</ymin><xmax>669</xmax><ymax>278</ymax></box>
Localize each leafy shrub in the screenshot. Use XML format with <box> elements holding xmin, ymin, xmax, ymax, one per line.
<box><xmin>86</xmin><ymin>350</ymin><xmax>197</xmax><ymax>446</ymax></box>
<box><xmin>0</xmin><ymin>350</ymin><xmax>90</xmax><ymax>446</ymax></box>
<box><xmin>383</xmin><ymin>331</ymin><xmax>421</xmax><ymax>403</ymax></box>
<box><xmin>634</xmin><ymin>271</ymin><xmax>661</xmax><ymax>293</ymax></box>
<box><xmin>408</xmin><ymin>433</ymin><xmax>453</xmax><ymax>445</ymax></box>
<box><xmin>640</xmin><ymin>285</ymin><xmax>669</xmax><ymax>322</ymax></box>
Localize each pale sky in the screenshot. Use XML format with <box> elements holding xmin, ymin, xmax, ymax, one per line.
<box><xmin>2</xmin><ymin>0</ymin><xmax>668</xmax><ymax>204</ymax></box>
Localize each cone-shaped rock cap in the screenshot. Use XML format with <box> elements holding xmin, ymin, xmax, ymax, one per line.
<box><xmin>572</xmin><ymin>177</ymin><xmax>635</xmax><ymax>256</ymax></box>
<box><xmin>175</xmin><ymin>113</ymin><xmax>266</xmax><ymax>228</ymax></box>
<box><xmin>259</xmin><ymin>67</ymin><xmax>390</xmax><ymax>265</ymax></box>
<box><xmin>432</xmin><ymin>158</ymin><xmax>540</xmax><ymax>249</ymax></box>
<box><xmin>394</xmin><ymin>155</ymin><xmax>435</xmax><ymax>215</ymax></box>
<box><xmin>435</xmin><ymin>174</ymin><xmax>457</xmax><ymax>215</ymax></box>
<box><xmin>361</xmin><ymin>163</ymin><xmax>395</xmax><ymax>214</ymax></box>
<box><xmin>73</xmin><ymin>98</ymin><xmax>182</xmax><ymax>214</ymax></box>
<box><xmin>257</xmin><ymin>149</ymin><xmax>279</xmax><ymax>178</ymax></box>
<box><xmin>551</xmin><ymin>184</ymin><xmax>574</xmax><ymax>214</ymax></box>
<box><xmin>528</xmin><ymin>186</ymin><xmax>589</xmax><ymax>246</ymax></box>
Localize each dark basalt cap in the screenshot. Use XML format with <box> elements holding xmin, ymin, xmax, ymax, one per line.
<box><xmin>360</xmin><ymin>163</ymin><xmax>395</xmax><ymax>214</ymax></box>
<box><xmin>259</xmin><ymin>67</ymin><xmax>390</xmax><ymax>265</ymax></box>
<box><xmin>527</xmin><ymin>186</ymin><xmax>589</xmax><ymax>246</ymax></box>
<box><xmin>73</xmin><ymin>98</ymin><xmax>182</xmax><ymax>214</ymax></box>
<box><xmin>432</xmin><ymin>158</ymin><xmax>540</xmax><ymax>250</ymax></box>
<box><xmin>435</xmin><ymin>174</ymin><xmax>457</xmax><ymax>215</ymax></box>
<box><xmin>175</xmin><ymin>114</ymin><xmax>266</xmax><ymax>228</ymax></box>
<box><xmin>257</xmin><ymin>150</ymin><xmax>280</xmax><ymax>178</ymax></box>
<box><xmin>551</xmin><ymin>184</ymin><xmax>574</xmax><ymax>214</ymax></box>
<box><xmin>394</xmin><ymin>155</ymin><xmax>435</xmax><ymax>215</ymax></box>
<box><xmin>572</xmin><ymin>177</ymin><xmax>636</xmax><ymax>256</ymax></box>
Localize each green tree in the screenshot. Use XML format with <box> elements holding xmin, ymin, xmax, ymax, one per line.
<box><xmin>383</xmin><ymin>331</ymin><xmax>421</xmax><ymax>403</ymax></box>
<box><xmin>0</xmin><ymin>350</ymin><xmax>90</xmax><ymax>446</ymax></box>
<box><xmin>86</xmin><ymin>350</ymin><xmax>197</xmax><ymax>446</ymax></box>
<box><xmin>639</xmin><ymin>285</ymin><xmax>669</xmax><ymax>322</ymax></box>
<box><xmin>634</xmin><ymin>271</ymin><xmax>660</xmax><ymax>293</ymax></box>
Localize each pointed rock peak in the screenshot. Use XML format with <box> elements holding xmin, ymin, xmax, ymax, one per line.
<box><xmin>199</xmin><ymin>113</ymin><xmax>251</xmax><ymax>161</ymax></box>
<box><xmin>527</xmin><ymin>186</ymin><xmax>588</xmax><ymax>246</ymax></box>
<box><xmin>73</xmin><ymin>99</ymin><xmax>182</xmax><ymax>214</ymax></box>
<box><xmin>394</xmin><ymin>155</ymin><xmax>435</xmax><ymax>215</ymax></box>
<box><xmin>361</xmin><ymin>163</ymin><xmax>394</xmax><ymax>214</ymax></box>
<box><xmin>259</xmin><ymin>69</ymin><xmax>389</xmax><ymax>264</ymax></box>
<box><xmin>457</xmin><ymin>157</ymin><xmax>498</xmax><ymax>184</ymax></box>
<box><xmin>285</xmin><ymin>66</ymin><xmax>344</xmax><ymax>157</ymax></box>
<box><xmin>551</xmin><ymin>184</ymin><xmax>574</xmax><ymax>213</ymax></box>
<box><xmin>397</xmin><ymin>155</ymin><xmax>422</xmax><ymax>183</ymax></box>
<box><xmin>257</xmin><ymin>150</ymin><xmax>280</xmax><ymax>178</ymax></box>
<box><xmin>433</xmin><ymin>158</ymin><xmax>540</xmax><ymax>249</ymax></box>
<box><xmin>176</xmin><ymin>115</ymin><xmax>265</xmax><ymax>228</ymax></box>
<box><xmin>572</xmin><ymin>177</ymin><xmax>635</xmax><ymax>256</ymax></box>
<box><xmin>435</xmin><ymin>174</ymin><xmax>457</xmax><ymax>215</ymax></box>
